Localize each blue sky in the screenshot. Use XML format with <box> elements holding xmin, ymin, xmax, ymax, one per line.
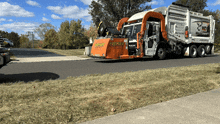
<box><xmin>0</xmin><ymin>0</ymin><xmax>219</xmax><ymax>40</ymax></box>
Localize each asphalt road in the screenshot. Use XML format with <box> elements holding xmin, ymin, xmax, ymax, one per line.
<box><xmin>9</xmin><ymin>48</ymin><xmax>65</xmax><ymax>58</ymax></box>
<box><xmin>0</xmin><ymin>53</ymin><xmax>220</xmax><ymax>83</ymax></box>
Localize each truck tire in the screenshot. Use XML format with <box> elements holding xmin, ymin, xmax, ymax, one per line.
<box><xmin>197</xmin><ymin>45</ymin><xmax>205</xmax><ymax>57</ymax></box>
<box><xmin>189</xmin><ymin>45</ymin><xmax>197</xmax><ymax>58</ymax></box>
<box><xmin>205</xmin><ymin>45</ymin><xmax>211</xmax><ymax>54</ymax></box>
<box><xmin>156</xmin><ymin>47</ymin><xmax>166</xmax><ymax>60</ymax></box>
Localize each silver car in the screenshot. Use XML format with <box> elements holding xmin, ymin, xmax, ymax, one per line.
<box><xmin>2</xmin><ymin>38</ymin><xmax>13</xmax><ymax>47</ymax></box>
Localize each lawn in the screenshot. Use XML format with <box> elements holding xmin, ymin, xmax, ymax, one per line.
<box><xmin>0</xmin><ymin>63</ymin><xmax>220</xmax><ymax>123</ymax></box>
<box><xmin>37</xmin><ymin>48</ymin><xmax>90</xmax><ymax>58</ymax></box>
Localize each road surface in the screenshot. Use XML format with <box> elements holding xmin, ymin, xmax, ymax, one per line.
<box><xmin>0</xmin><ymin>53</ymin><xmax>219</xmax><ymax>83</ymax></box>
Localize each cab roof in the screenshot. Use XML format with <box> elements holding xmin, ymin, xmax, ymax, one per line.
<box><xmin>128</xmin><ymin>7</ymin><xmax>167</xmax><ymax>22</ymax></box>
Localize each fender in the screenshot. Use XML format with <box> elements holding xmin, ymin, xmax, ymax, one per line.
<box><xmin>117</xmin><ymin>17</ymin><xmax>129</xmax><ymax>31</ymax></box>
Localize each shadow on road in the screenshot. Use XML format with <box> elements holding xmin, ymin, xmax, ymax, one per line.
<box><xmin>95</xmin><ymin>54</ymin><xmax>219</xmax><ymax>63</ymax></box>
<box><xmin>0</xmin><ymin>72</ymin><xmax>60</xmax><ymax>83</ymax></box>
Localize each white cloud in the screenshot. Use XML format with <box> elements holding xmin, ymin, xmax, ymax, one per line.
<box><xmin>8</xmin><ymin>19</ymin><xmax>13</xmax><ymax>22</ymax></box>
<box><xmin>26</xmin><ymin>0</ymin><xmax>41</xmax><ymax>7</ymax></box>
<box><xmin>80</xmin><ymin>0</ymin><xmax>92</xmax><ymax>5</ymax></box>
<box><xmin>43</xmin><ymin>13</ymin><xmax>45</xmax><ymax>16</ymax></box>
<box><xmin>208</xmin><ymin>0</ymin><xmax>220</xmax><ymax>6</ymax></box>
<box><xmin>84</xmin><ymin>15</ymin><xmax>92</xmax><ymax>22</ymax></box>
<box><xmin>47</xmin><ymin>5</ymin><xmax>91</xmax><ymax>21</ymax></box>
<box><xmin>84</xmin><ymin>25</ymin><xmax>90</xmax><ymax>29</ymax></box>
<box><xmin>0</xmin><ymin>22</ymin><xmax>39</xmax><ymax>33</ymax></box>
<box><xmin>0</xmin><ymin>18</ymin><xmax>6</xmax><ymax>22</ymax></box>
<box><xmin>51</xmin><ymin>14</ymin><xmax>62</xmax><ymax>19</ymax></box>
<box><xmin>146</xmin><ymin>0</ymin><xmax>164</xmax><ymax>5</ymax></box>
<box><xmin>42</xmin><ymin>17</ymin><xmax>50</xmax><ymax>22</ymax></box>
<box><xmin>0</xmin><ymin>2</ymin><xmax>34</xmax><ymax>17</ymax></box>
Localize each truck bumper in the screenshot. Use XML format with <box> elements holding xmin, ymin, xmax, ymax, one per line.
<box><xmin>91</xmin><ymin>38</ymin><xmax>129</xmax><ymax>59</ymax></box>
<box><xmin>88</xmin><ymin>55</ymin><xmax>106</xmax><ymax>59</ymax></box>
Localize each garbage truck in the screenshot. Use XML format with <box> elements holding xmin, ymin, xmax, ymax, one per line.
<box><xmin>90</xmin><ymin>2</ymin><xmax>215</xmax><ymax>60</ymax></box>
<box><xmin>0</xmin><ymin>36</ymin><xmax>11</xmax><ymax>69</ymax></box>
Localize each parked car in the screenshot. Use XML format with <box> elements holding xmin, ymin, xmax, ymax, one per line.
<box><xmin>0</xmin><ymin>36</ymin><xmax>11</xmax><ymax>69</ymax></box>
<box><xmin>2</xmin><ymin>38</ymin><xmax>14</xmax><ymax>47</ymax></box>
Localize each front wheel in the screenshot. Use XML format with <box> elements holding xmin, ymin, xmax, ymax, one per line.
<box><xmin>156</xmin><ymin>47</ymin><xmax>166</xmax><ymax>60</ymax></box>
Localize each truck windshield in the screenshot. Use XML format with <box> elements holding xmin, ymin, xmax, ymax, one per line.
<box><xmin>123</xmin><ymin>26</ymin><xmax>133</xmax><ymax>36</ymax></box>
<box><xmin>122</xmin><ymin>24</ymin><xmax>141</xmax><ymax>40</ymax></box>
<box><xmin>132</xmin><ymin>24</ymin><xmax>141</xmax><ymax>39</ymax></box>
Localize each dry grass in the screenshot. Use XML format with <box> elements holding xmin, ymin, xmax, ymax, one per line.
<box><xmin>1</xmin><ymin>63</ymin><xmax>220</xmax><ymax>123</ymax></box>
<box><xmin>37</xmin><ymin>48</ymin><xmax>87</xmax><ymax>57</ymax></box>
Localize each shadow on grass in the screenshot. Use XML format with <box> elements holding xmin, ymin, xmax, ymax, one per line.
<box><xmin>95</xmin><ymin>54</ymin><xmax>219</xmax><ymax>63</ymax></box>
<box><xmin>0</xmin><ymin>72</ymin><xmax>59</xmax><ymax>84</ymax></box>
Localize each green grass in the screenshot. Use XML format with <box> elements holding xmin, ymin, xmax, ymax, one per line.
<box><xmin>0</xmin><ymin>63</ymin><xmax>220</xmax><ymax>123</ymax></box>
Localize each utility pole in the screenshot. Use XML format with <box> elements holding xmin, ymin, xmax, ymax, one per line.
<box><xmin>32</xmin><ymin>32</ymin><xmax>34</xmax><ymax>48</ymax></box>
<box><xmin>27</xmin><ymin>31</ymin><xmax>34</xmax><ymax>48</ymax></box>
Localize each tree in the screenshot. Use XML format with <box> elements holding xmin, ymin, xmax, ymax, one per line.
<box><xmin>0</xmin><ymin>30</ymin><xmax>7</xmax><ymax>38</ymax></box>
<box><xmin>44</xmin><ymin>29</ymin><xmax>59</xmax><ymax>49</ymax></box>
<box><xmin>69</xmin><ymin>19</ymin><xmax>88</xmax><ymax>49</ymax></box>
<box><xmin>0</xmin><ymin>30</ymin><xmax>20</xmax><ymax>47</ymax></box>
<box><xmin>58</xmin><ymin>21</ymin><xmax>71</xmax><ymax>49</ymax></box>
<box><xmin>8</xmin><ymin>31</ymin><xmax>20</xmax><ymax>48</ymax></box>
<box><xmin>89</xmin><ymin>0</ymin><xmax>152</xmax><ymax>27</ymax></box>
<box><xmin>70</xmin><ymin>20</ymin><xmax>81</xmax><ymax>48</ymax></box>
<box><xmin>19</xmin><ymin>34</ymin><xmax>30</xmax><ymax>48</ymax></box>
<box><xmin>34</xmin><ymin>23</ymin><xmax>56</xmax><ymax>40</ymax></box>
<box><xmin>83</xmin><ymin>24</ymin><xmax>98</xmax><ymax>44</ymax></box>
<box><xmin>175</xmin><ymin>0</ymin><xmax>207</xmax><ymax>12</ymax></box>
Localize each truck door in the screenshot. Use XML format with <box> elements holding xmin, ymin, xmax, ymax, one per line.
<box><xmin>144</xmin><ymin>21</ymin><xmax>160</xmax><ymax>56</ymax></box>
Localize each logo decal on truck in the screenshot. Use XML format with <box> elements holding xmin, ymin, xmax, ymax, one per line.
<box><xmin>109</xmin><ymin>42</ymin><xmax>124</xmax><ymax>46</ymax></box>
<box><xmin>95</xmin><ymin>43</ymin><xmax>105</xmax><ymax>47</ymax></box>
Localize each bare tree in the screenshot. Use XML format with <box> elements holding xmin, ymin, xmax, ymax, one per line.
<box><xmin>89</xmin><ymin>0</ymin><xmax>152</xmax><ymax>27</ymax></box>
<box><xmin>34</xmin><ymin>23</ymin><xmax>56</xmax><ymax>40</ymax></box>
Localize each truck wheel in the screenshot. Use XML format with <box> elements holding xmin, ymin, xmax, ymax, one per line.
<box><xmin>156</xmin><ymin>47</ymin><xmax>166</xmax><ymax>60</ymax></box>
<box><xmin>205</xmin><ymin>45</ymin><xmax>211</xmax><ymax>54</ymax></box>
<box><xmin>189</xmin><ymin>45</ymin><xmax>197</xmax><ymax>58</ymax></box>
<box><xmin>197</xmin><ymin>45</ymin><xmax>205</xmax><ymax>57</ymax></box>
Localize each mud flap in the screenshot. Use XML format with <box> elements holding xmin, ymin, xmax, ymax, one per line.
<box><xmin>184</xmin><ymin>47</ymin><xmax>189</xmax><ymax>56</ymax></box>
<box><xmin>211</xmin><ymin>45</ymin><xmax>214</xmax><ymax>55</ymax></box>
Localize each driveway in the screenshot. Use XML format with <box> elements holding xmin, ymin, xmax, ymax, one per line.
<box><xmin>10</xmin><ymin>48</ymin><xmax>65</xmax><ymax>58</ymax></box>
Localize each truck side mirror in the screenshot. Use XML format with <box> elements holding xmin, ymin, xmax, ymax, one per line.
<box><xmin>185</xmin><ymin>26</ymin><xmax>188</xmax><ymax>31</ymax></box>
